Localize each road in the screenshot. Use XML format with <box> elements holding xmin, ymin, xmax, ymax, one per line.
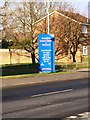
<box><xmin>2</xmin><ymin>77</ymin><xmax>89</xmax><ymax>118</ymax></box>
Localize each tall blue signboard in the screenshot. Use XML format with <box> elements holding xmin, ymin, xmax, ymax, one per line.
<box><xmin>38</xmin><ymin>34</ymin><xmax>55</xmax><ymax>73</ymax></box>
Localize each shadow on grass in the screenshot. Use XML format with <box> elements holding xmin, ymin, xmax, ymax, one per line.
<box><xmin>1</xmin><ymin>63</ymin><xmax>39</xmax><ymax>76</ymax></box>
<box><xmin>1</xmin><ymin>63</ymin><xmax>63</xmax><ymax>76</ymax></box>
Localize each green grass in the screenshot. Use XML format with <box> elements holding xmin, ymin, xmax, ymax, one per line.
<box><xmin>1</xmin><ymin>63</ymin><xmax>38</xmax><ymax>68</ymax></box>
<box><xmin>1</xmin><ymin>63</ymin><xmax>65</xmax><ymax>77</ymax></box>
<box><xmin>1</xmin><ymin>63</ymin><xmax>39</xmax><ymax>76</ymax></box>
<box><xmin>0</xmin><ymin>71</ymin><xmax>75</xmax><ymax>79</ymax></box>
<box><xmin>56</xmin><ymin>62</ymin><xmax>90</xmax><ymax>70</ymax></box>
<box><xmin>0</xmin><ymin>62</ymin><xmax>90</xmax><ymax>78</ymax></box>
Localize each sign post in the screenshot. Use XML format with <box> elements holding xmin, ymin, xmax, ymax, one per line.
<box><xmin>38</xmin><ymin>34</ymin><xmax>55</xmax><ymax>73</ymax></box>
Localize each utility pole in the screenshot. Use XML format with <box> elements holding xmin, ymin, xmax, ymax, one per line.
<box><xmin>0</xmin><ymin>6</ymin><xmax>3</xmax><ymax>46</ymax></box>
<box><xmin>3</xmin><ymin>0</ymin><xmax>8</xmax><ymax>40</ymax></box>
<box><xmin>23</xmin><ymin>0</ymin><xmax>26</xmax><ymax>39</ymax></box>
<box><xmin>88</xmin><ymin>1</ymin><xmax>90</xmax><ymax>21</ymax></box>
<box><xmin>47</xmin><ymin>0</ymin><xmax>50</xmax><ymax>34</ymax></box>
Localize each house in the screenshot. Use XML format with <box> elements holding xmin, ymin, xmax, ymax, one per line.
<box><xmin>0</xmin><ymin>10</ymin><xmax>90</xmax><ymax>65</ymax></box>
<box><xmin>33</xmin><ymin>10</ymin><xmax>90</xmax><ymax>64</ymax></box>
<box><xmin>81</xmin><ymin>22</ymin><xmax>90</xmax><ymax>63</ymax></box>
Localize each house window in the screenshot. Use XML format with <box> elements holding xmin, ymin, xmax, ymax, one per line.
<box><xmin>82</xmin><ymin>46</ymin><xmax>87</xmax><ymax>55</ymax></box>
<box><xmin>82</xmin><ymin>25</ymin><xmax>87</xmax><ymax>34</ymax></box>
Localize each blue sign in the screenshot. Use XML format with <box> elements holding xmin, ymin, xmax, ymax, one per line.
<box><xmin>38</xmin><ymin>34</ymin><xmax>55</xmax><ymax>73</ymax></box>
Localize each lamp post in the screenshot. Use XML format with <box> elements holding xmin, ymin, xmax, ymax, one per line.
<box><xmin>0</xmin><ymin>22</ymin><xmax>3</xmax><ymax>48</ymax></box>
<box><xmin>47</xmin><ymin>0</ymin><xmax>50</xmax><ymax>34</ymax></box>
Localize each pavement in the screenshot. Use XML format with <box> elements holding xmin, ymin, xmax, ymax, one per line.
<box><xmin>1</xmin><ymin>68</ymin><xmax>90</xmax><ymax>88</ymax></box>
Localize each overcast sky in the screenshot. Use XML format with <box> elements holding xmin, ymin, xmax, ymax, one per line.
<box><xmin>66</xmin><ymin>0</ymin><xmax>90</xmax><ymax>17</ymax></box>
<box><xmin>0</xmin><ymin>0</ymin><xmax>90</xmax><ymax>17</ymax></box>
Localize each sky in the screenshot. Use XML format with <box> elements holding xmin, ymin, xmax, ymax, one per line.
<box><xmin>0</xmin><ymin>0</ymin><xmax>90</xmax><ymax>17</ymax></box>
<box><xmin>65</xmin><ymin>0</ymin><xmax>90</xmax><ymax>17</ymax></box>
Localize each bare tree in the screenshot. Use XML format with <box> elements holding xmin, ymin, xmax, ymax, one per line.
<box><xmin>3</xmin><ymin>1</ymin><xmax>48</xmax><ymax>64</ymax></box>
<box><xmin>50</xmin><ymin>10</ymin><xmax>87</xmax><ymax>62</ymax></box>
<box><xmin>2</xmin><ymin>0</ymin><xmax>88</xmax><ymax>64</ymax></box>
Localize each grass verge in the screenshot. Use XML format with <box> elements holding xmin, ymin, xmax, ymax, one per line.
<box><xmin>0</xmin><ymin>71</ymin><xmax>75</xmax><ymax>79</ymax></box>
<box><xmin>1</xmin><ymin>62</ymin><xmax>89</xmax><ymax>78</ymax></box>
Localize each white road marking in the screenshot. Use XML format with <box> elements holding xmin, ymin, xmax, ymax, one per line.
<box><xmin>67</xmin><ymin>116</ymin><xmax>77</xmax><ymax>118</ymax></box>
<box><xmin>78</xmin><ymin>113</ymin><xmax>84</xmax><ymax>116</ymax></box>
<box><xmin>81</xmin><ymin>112</ymin><xmax>89</xmax><ymax>118</ymax></box>
<box><xmin>66</xmin><ymin>112</ymin><xmax>90</xmax><ymax>119</ymax></box>
<box><xmin>31</xmin><ymin>89</ymin><xmax>73</xmax><ymax>98</ymax></box>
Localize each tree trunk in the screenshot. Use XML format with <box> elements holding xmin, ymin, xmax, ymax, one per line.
<box><xmin>9</xmin><ymin>48</ymin><xmax>12</xmax><ymax>65</ymax></box>
<box><xmin>72</xmin><ymin>52</ymin><xmax>76</xmax><ymax>62</ymax></box>
<box><xmin>31</xmin><ymin>51</ymin><xmax>36</xmax><ymax>64</ymax></box>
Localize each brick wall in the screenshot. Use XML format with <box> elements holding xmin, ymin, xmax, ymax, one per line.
<box><xmin>0</xmin><ymin>49</ymin><xmax>32</xmax><ymax>65</ymax></box>
<box><xmin>0</xmin><ymin>48</ymin><xmax>89</xmax><ymax>65</ymax></box>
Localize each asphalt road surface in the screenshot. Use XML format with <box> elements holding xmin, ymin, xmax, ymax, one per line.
<box><xmin>2</xmin><ymin>77</ymin><xmax>89</xmax><ymax>118</ymax></box>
